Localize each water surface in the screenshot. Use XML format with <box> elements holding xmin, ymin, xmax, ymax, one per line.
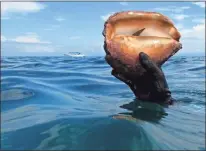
<box><xmin>1</xmin><ymin>56</ymin><xmax>205</xmax><ymax>150</ymax></box>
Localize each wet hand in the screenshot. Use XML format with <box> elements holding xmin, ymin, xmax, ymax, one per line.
<box><xmin>106</xmin><ymin>52</ymin><xmax>174</xmax><ymax>105</ymax></box>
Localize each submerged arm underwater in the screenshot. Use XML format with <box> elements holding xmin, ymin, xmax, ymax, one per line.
<box><xmin>106</xmin><ymin>52</ymin><xmax>175</xmax><ymax>105</ymax></box>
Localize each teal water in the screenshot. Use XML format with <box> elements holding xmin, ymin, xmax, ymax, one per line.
<box><xmin>1</xmin><ymin>56</ymin><xmax>205</xmax><ymax>150</ymax></box>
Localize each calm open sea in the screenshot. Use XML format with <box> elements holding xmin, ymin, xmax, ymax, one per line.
<box><xmin>1</xmin><ymin>55</ymin><xmax>205</xmax><ymax>150</ymax></box>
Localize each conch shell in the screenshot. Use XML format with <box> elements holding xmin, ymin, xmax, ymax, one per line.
<box><xmin>103</xmin><ymin>11</ymin><xmax>182</xmax><ymax>78</ymax></box>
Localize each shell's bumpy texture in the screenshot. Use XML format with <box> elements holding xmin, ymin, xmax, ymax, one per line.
<box><xmin>103</xmin><ymin>11</ymin><xmax>182</xmax><ymax>78</ymax></box>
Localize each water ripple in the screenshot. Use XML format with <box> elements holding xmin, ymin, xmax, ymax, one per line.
<box><xmin>1</xmin><ymin>56</ymin><xmax>205</xmax><ymax>150</ymax></box>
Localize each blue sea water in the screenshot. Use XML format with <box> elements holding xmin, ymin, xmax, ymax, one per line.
<box><xmin>1</xmin><ymin>55</ymin><xmax>205</xmax><ymax>150</ymax></box>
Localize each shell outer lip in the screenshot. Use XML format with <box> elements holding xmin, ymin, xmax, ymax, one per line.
<box><xmin>102</xmin><ymin>11</ymin><xmax>182</xmax><ymax>76</ymax></box>
<box><xmin>102</xmin><ymin>10</ymin><xmax>181</xmax><ymax>42</ymax></box>
<box><xmin>102</xmin><ymin>10</ymin><xmax>182</xmax><ymax>51</ymax></box>
<box><xmin>104</xmin><ymin>11</ymin><xmax>175</xmax><ymax>26</ymax></box>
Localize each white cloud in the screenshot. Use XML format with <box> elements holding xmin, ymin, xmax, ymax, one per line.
<box><xmin>44</xmin><ymin>25</ymin><xmax>60</xmax><ymax>31</ymax></box>
<box><xmin>176</xmin><ymin>23</ymin><xmax>184</xmax><ymax>30</ymax></box>
<box><xmin>192</xmin><ymin>18</ymin><xmax>205</xmax><ymax>24</ymax></box>
<box><xmin>1</xmin><ymin>36</ymin><xmax>7</xmax><ymax>42</ymax></box>
<box><xmin>83</xmin><ymin>41</ymin><xmax>105</xmax><ymax>56</ymax></box>
<box><xmin>120</xmin><ymin>2</ymin><xmax>128</xmax><ymax>6</ymax></box>
<box><xmin>69</xmin><ymin>36</ymin><xmax>81</xmax><ymax>40</ymax></box>
<box><xmin>193</xmin><ymin>23</ymin><xmax>205</xmax><ymax>31</ymax></box>
<box><xmin>1</xmin><ymin>2</ymin><xmax>45</xmax><ymax>15</ymax></box>
<box><xmin>173</xmin><ymin>20</ymin><xmax>205</xmax><ymax>53</ymax></box>
<box><xmin>101</xmin><ymin>12</ymin><xmax>115</xmax><ymax>21</ymax></box>
<box><xmin>2</xmin><ymin>33</ymin><xmax>56</xmax><ymax>54</ymax></box>
<box><xmin>179</xmin><ymin>38</ymin><xmax>204</xmax><ymax>54</ymax></box>
<box><xmin>180</xmin><ymin>23</ymin><xmax>205</xmax><ymax>40</ymax></box>
<box><xmin>192</xmin><ymin>2</ymin><xmax>205</xmax><ymax>8</ymax></box>
<box><xmin>181</xmin><ymin>6</ymin><xmax>191</xmax><ymax>9</ymax></box>
<box><xmin>19</xmin><ymin>45</ymin><xmax>55</xmax><ymax>53</ymax></box>
<box><xmin>44</xmin><ymin>28</ymin><xmax>54</xmax><ymax>31</ymax></box>
<box><xmin>1</xmin><ymin>16</ymin><xmax>10</xmax><ymax>20</ymax></box>
<box><xmin>172</xmin><ymin>14</ymin><xmax>189</xmax><ymax>20</ymax></box>
<box><xmin>11</xmin><ymin>33</ymin><xmax>51</xmax><ymax>44</ymax></box>
<box><xmin>55</xmin><ymin>16</ymin><xmax>65</xmax><ymax>22</ymax></box>
<box><xmin>154</xmin><ymin>6</ymin><xmax>190</xmax><ymax>13</ymax></box>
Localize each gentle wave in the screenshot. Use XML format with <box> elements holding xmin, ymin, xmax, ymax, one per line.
<box><xmin>1</xmin><ymin>56</ymin><xmax>205</xmax><ymax>150</ymax></box>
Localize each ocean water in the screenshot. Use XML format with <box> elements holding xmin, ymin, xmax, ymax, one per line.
<box><xmin>1</xmin><ymin>55</ymin><xmax>205</xmax><ymax>150</ymax></box>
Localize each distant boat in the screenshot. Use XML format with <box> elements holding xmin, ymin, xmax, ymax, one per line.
<box><xmin>64</xmin><ymin>52</ymin><xmax>85</xmax><ymax>57</ymax></box>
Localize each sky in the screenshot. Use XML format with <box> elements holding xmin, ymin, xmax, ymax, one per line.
<box><xmin>1</xmin><ymin>2</ymin><xmax>205</xmax><ymax>56</ymax></box>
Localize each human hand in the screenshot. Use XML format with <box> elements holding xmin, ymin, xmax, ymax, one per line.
<box><xmin>106</xmin><ymin>52</ymin><xmax>174</xmax><ymax>105</ymax></box>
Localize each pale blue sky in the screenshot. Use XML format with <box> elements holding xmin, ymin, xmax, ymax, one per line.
<box><xmin>1</xmin><ymin>2</ymin><xmax>205</xmax><ymax>56</ymax></box>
